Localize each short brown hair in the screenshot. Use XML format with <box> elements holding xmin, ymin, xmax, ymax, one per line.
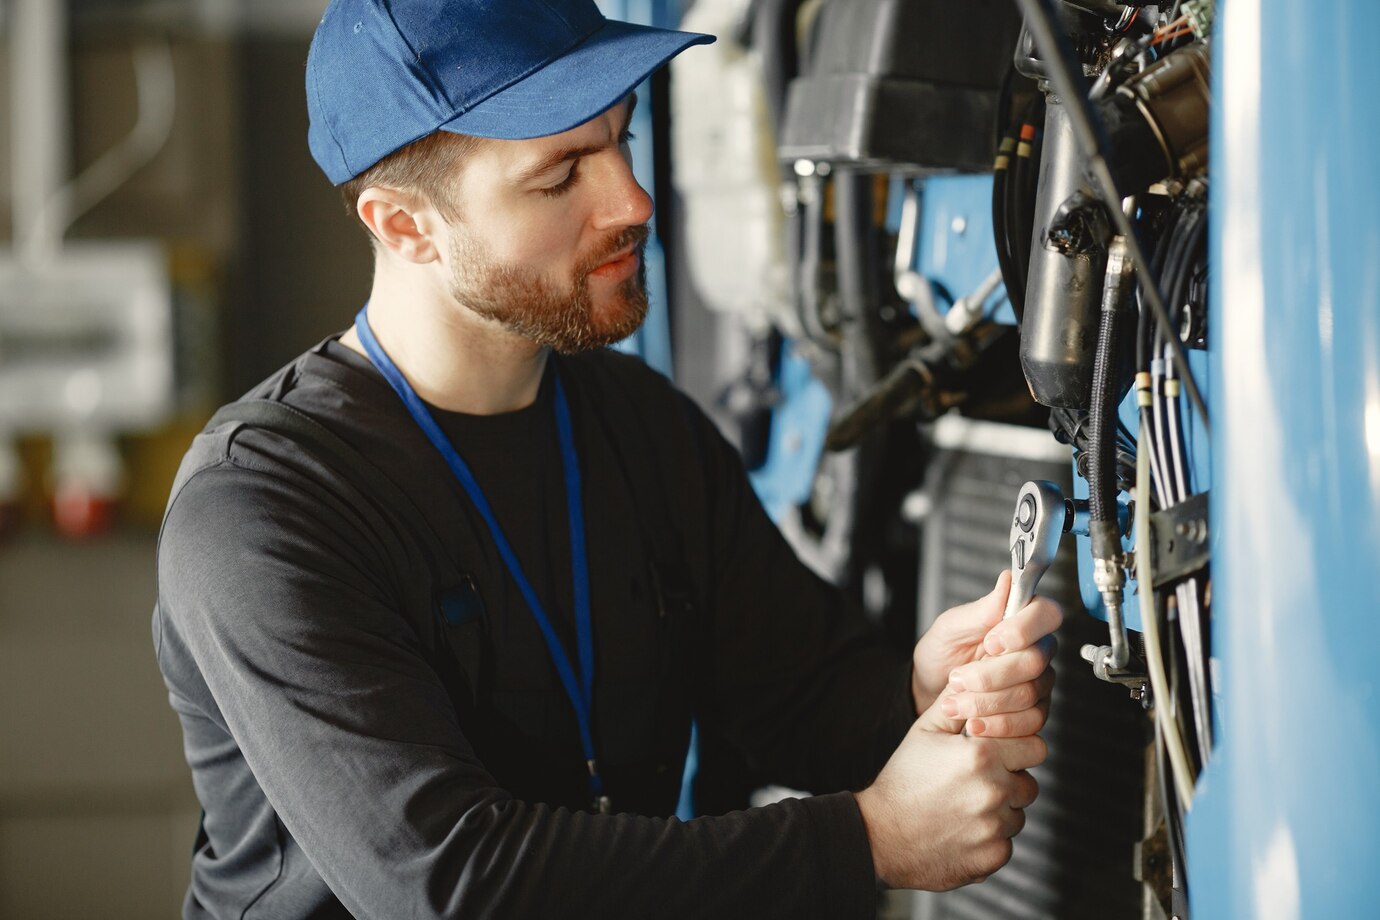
<box><xmin>339</xmin><ymin>130</ymin><xmax>484</xmax><ymax>238</ymax></box>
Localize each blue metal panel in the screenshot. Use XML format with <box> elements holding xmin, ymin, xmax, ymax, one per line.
<box><xmin>892</xmin><ymin>175</ymin><xmax>1018</xmax><ymax>326</ymax></box>
<box><xmin>915</xmin><ymin>175</ymin><xmax>1014</xmax><ymax>325</ymax></box>
<box><xmin>748</xmin><ymin>345</ymin><xmax>834</xmax><ymax>522</ymax></box>
<box><xmin>1190</xmin><ymin>2</ymin><xmax>1380</xmax><ymax>916</ymax></box>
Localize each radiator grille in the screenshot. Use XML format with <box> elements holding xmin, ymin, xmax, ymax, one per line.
<box><xmin>910</xmin><ymin>427</ymin><xmax>1146</xmax><ymax>920</ymax></box>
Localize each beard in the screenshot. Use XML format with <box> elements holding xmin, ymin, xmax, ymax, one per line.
<box><xmin>448</xmin><ymin>224</ymin><xmax>650</xmax><ymax>353</ymax></box>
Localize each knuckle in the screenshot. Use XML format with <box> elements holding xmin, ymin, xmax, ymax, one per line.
<box><xmin>986</xmin><ymin>839</ymin><xmax>1015</xmax><ymax>873</ymax></box>
<box><xmin>1036</xmin><ymin>596</ymin><xmax>1064</xmax><ymax>626</ymax></box>
<box><xmin>1041</xmin><ymin>665</ymin><xmax>1058</xmax><ymax>690</ymax></box>
<box><xmin>979</xmin><ymin>714</ymin><xmax>1009</xmax><ymax>737</ymax></box>
<box><xmin>964</xmin><ymin>668</ymin><xmax>991</xmax><ymax>693</ymax></box>
<box><xmin>969</xmin><ymin>739</ymin><xmax>997</xmax><ymax>771</ymax></box>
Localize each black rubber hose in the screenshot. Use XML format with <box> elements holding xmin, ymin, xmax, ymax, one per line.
<box><xmin>1089</xmin><ymin>240</ymin><xmax>1132</xmax><ymax>558</ymax></box>
<box><xmin>1011</xmin><ymin>97</ymin><xmax>1044</xmax><ymax>293</ymax></box>
<box><xmin>1006</xmin><ymin>125</ymin><xmax>1029</xmax><ymax>305</ymax></box>
<box><xmin>834</xmin><ymin>169</ymin><xmax>886</xmax><ymax>394</ymax></box>
<box><xmin>992</xmin><ymin>133</ymin><xmax>1023</xmax><ymax>320</ymax></box>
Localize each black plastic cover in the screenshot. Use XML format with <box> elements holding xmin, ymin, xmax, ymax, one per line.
<box><xmin>778</xmin><ymin>0</ymin><xmax>1022</xmax><ymax>170</ymax></box>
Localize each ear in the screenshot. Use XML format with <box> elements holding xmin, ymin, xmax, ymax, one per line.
<box><xmin>356</xmin><ymin>187</ymin><xmax>442</xmax><ymax>263</ymax></box>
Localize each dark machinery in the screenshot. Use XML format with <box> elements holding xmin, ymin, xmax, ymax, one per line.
<box><xmin>674</xmin><ymin>2</ymin><xmax>1216</xmax><ymax>917</ymax></box>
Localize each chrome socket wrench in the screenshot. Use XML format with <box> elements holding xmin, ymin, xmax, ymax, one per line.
<box><xmin>1004</xmin><ymin>480</ymin><xmax>1068</xmax><ymax>619</ymax></box>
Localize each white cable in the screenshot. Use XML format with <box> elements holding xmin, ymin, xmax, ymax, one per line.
<box><xmin>1138</xmin><ymin>413</ymin><xmax>1195</xmax><ymax>811</ymax></box>
<box><xmin>1163</xmin><ymin>338</ymin><xmax>1214</xmax><ymax>762</ymax></box>
<box><xmin>24</xmin><ymin>39</ymin><xmax>177</xmax><ymax>262</ymax></box>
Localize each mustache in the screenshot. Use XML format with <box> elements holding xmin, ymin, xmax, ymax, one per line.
<box><xmin>578</xmin><ymin>224</ymin><xmax>651</xmax><ymax>275</ymax></box>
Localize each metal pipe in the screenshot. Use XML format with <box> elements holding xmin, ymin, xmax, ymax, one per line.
<box><xmin>12</xmin><ymin>0</ymin><xmax>69</xmax><ymax>266</ymax></box>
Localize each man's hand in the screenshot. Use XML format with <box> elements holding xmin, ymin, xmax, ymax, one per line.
<box><xmin>911</xmin><ymin>571</ymin><xmax>1062</xmax><ymax>738</ymax></box>
<box><xmin>854</xmin><ymin>721</ymin><xmax>1046</xmax><ymax>890</ymax></box>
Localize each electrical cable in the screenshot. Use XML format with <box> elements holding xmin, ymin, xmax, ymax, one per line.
<box><xmin>1164</xmin><ymin>332</ymin><xmax>1214</xmax><ymax>764</ymax></box>
<box><xmin>1002</xmin><ymin>127</ymin><xmax>1028</xmax><ymax>316</ymax></box>
<box><xmin>1013</xmin><ymin>0</ymin><xmax>1210</xmax><ymax>436</ymax></box>
<box><xmin>1154</xmin><ymin>714</ymin><xmax>1190</xmax><ymax>900</ymax></box>
<box><xmin>1137</xmin><ymin>413</ymin><xmax>1195</xmax><ymax>811</ymax></box>
<box><xmin>992</xmin><ymin>133</ymin><xmax>1023</xmax><ymax>321</ymax></box>
<box><xmin>1010</xmin><ymin>98</ymin><xmax>1044</xmax><ymax>294</ymax></box>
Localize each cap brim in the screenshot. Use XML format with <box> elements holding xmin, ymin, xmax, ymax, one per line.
<box><xmin>438</xmin><ymin>20</ymin><xmax>713</xmax><ymax>140</ymax></box>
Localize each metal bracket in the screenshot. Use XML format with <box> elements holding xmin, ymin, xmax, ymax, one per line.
<box><xmin>1149</xmin><ymin>491</ymin><xmax>1209</xmax><ymax>588</ymax></box>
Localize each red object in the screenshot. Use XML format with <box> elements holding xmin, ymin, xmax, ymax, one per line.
<box><xmin>52</xmin><ymin>483</ymin><xmax>117</xmax><ymax>539</ymax></box>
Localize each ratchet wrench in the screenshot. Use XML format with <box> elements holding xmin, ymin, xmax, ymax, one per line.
<box><xmin>960</xmin><ymin>480</ymin><xmax>1065</xmax><ymax>735</ymax></box>
<box><xmin>1005</xmin><ymin>480</ymin><xmax>1067</xmax><ymax>619</ymax></box>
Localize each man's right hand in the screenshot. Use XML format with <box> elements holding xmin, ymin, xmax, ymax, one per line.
<box><xmin>853</xmin><ymin>720</ymin><xmax>1046</xmax><ymax>890</ymax></box>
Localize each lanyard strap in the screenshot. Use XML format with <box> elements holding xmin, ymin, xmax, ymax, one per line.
<box><xmin>354</xmin><ymin>306</ymin><xmax>604</xmax><ymax>805</ymax></box>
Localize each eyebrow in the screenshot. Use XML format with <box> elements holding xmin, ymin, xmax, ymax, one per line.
<box><xmin>512</xmin><ymin>94</ymin><xmax>639</xmax><ymax>185</ymax></box>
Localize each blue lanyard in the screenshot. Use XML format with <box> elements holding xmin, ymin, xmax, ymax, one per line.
<box><xmin>354</xmin><ymin>305</ymin><xmax>607</xmax><ymax>811</ymax></box>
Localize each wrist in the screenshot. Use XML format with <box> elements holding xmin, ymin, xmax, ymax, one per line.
<box><xmin>853</xmin><ymin>787</ymin><xmax>898</xmax><ymax>886</ymax></box>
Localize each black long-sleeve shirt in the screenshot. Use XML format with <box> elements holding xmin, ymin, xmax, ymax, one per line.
<box><xmin>154</xmin><ymin>338</ymin><xmax>915</xmax><ymax>919</ymax></box>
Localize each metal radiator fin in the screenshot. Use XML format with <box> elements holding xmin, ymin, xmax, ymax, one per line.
<box><xmin>911</xmin><ymin>428</ymin><xmax>1145</xmax><ymax>920</ymax></box>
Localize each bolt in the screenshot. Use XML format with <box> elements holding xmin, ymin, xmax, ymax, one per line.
<box><xmin>951</xmin><ymin>215</ymin><xmax>968</xmax><ymax>235</ymax></box>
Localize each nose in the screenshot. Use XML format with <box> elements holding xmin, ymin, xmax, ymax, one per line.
<box><xmin>591</xmin><ymin>154</ymin><xmax>654</xmax><ymax>231</ymax></box>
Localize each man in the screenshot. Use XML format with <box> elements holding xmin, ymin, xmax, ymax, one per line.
<box><xmin>154</xmin><ymin>1</ymin><xmax>1062</xmax><ymax>917</ymax></box>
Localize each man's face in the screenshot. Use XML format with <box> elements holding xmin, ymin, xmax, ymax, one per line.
<box><xmin>438</xmin><ymin>96</ymin><xmax>653</xmax><ymax>353</ymax></box>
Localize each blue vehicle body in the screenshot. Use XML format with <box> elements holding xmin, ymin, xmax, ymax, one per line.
<box><xmin>1188</xmin><ymin>1</ymin><xmax>1380</xmax><ymax>916</ymax></box>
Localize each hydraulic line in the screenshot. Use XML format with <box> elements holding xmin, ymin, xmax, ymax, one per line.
<box><xmin>1151</xmin><ymin>349</ymin><xmax>1181</xmax><ymax>502</ymax></box>
<box><xmin>1090</xmin><ymin>234</ymin><xmax>1134</xmax><ymax>670</ymax></box>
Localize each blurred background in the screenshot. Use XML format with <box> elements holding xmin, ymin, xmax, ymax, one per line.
<box><xmin>12</xmin><ymin>1</ymin><xmax>1366</xmax><ymax>919</ymax></box>
<box><xmin>0</xmin><ymin>2</ymin><xmax>385</xmax><ymax>915</ymax></box>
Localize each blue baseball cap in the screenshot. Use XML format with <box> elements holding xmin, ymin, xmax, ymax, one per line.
<box><xmin>307</xmin><ymin>0</ymin><xmax>714</xmax><ymax>185</ymax></box>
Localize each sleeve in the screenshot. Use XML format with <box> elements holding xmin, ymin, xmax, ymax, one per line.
<box><xmin>157</xmin><ymin>459</ymin><xmax>880</xmax><ymax>920</ymax></box>
<box><xmin>683</xmin><ymin>397</ymin><xmax>918</xmax><ymax>795</ymax></box>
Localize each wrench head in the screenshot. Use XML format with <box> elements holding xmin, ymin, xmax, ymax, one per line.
<box><xmin>1009</xmin><ymin>480</ymin><xmax>1066</xmax><ymax>574</ymax></box>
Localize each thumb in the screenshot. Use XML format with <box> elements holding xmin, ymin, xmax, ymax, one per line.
<box><xmin>917</xmin><ymin>683</ymin><xmax>965</xmax><ymax>734</ymax></box>
<box><xmin>936</xmin><ymin>570</ymin><xmax>1011</xmax><ymax>642</ymax></box>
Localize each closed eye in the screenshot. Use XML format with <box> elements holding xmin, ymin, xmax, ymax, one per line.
<box><xmin>538</xmin><ymin>129</ymin><xmax>636</xmax><ymax>199</ymax></box>
<box><xmin>539</xmin><ymin>164</ymin><xmax>580</xmax><ymax>198</ymax></box>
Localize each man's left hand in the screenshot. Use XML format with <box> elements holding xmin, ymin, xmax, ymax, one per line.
<box><xmin>910</xmin><ymin>570</ymin><xmax>1062</xmax><ymax>737</ymax></box>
